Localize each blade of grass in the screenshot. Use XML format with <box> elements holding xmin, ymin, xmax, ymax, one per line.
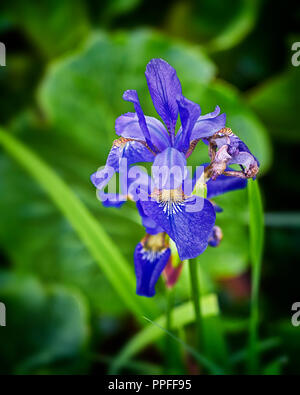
<box><xmin>109</xmin><ymin>293</ymin><xmax>221</xmax><ymax>374</ymax></box>
<box><xmin>0</xmin><ymin>128</ymin><xmax>158</xmax><ymax>319</ymax></box>
<box><xmin>141</xmin><ymin>316</ymin><xmax>225</xmax><ymax>375</ymax></box>
<box><xmin>247</xmin><ymin>179</ymin><xmax>264</xmax><ymax>373</ymax></box>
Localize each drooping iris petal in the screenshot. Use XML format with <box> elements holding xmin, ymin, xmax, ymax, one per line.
<box><xmin>115</xmin><ymin>112</ymin><xmax>170</xmax><ymax>152</ymax></box>
<box><xmin>134</xmin><ymin>238</ymin><xmax>171</xmax><ymax>297</ymax></box>
<box><xmin>226</xmin><ymin>136</ymin><xmax>260</xmax><ymax>177</ymax></box>
<box><xmin>207</xmin><ymin>173</ymin><xmax>247</xmax><ymax>198</ymax></box>
<box><xmin>91</xmin><ymin>144</ymin><xmax>154</xmax><ymax>209</ymax></box>
<box><xmin>90</xmin><ymin>138</ymin><xmax>154</xmax><ymax>189</ymax></box>
<box><xmin>97</xmin><ymin>191</ymin><xmax>126</xmax><ymax>208</ymax></box>
<box><xmin>175</xmin><ymin>95</ymin><xmax>201</xmax><ymax>153</ymax></box>
<box><xmin>145</xmin><ymin>58</ymin><xmax>182</xmax><ymax>134</ymax></box>
<box><xmin>152</xmin><ymin>147</ymin><xmax>187</xmax><ymax>190</ymax></box>
<box><xmin>208</xmin><ymin>130</ymin><xmax>259</xmax><ymax>179</ymax></box>
<box><xmin>123</xmin><ymin>90</ymin><xmax>157</xmax><ymax>152</ymax></box>
<box><xmin>140</xmin><ymin>196</ymin><xmax>216</xmax><ymax>260</ymax></box>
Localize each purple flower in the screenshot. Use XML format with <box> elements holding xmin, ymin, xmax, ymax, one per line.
<box><xmin>90</xmin><ymin>58</ymin><xmax>259</xmax><ymax>297</ymax></box>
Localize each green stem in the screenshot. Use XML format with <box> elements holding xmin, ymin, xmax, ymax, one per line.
<box><xmin>248</xmin><ymin>256</ymin><xmax>261</xmax><ymax>372</ymax></box>
<box><xmin>188</xmin><ymin>258</ymin><xmax>203</xmax><ymax>349</ymax></box>
<box><xmin>165</xmin><ymin>288</ymin><xmax>174</xmax><ymax>373</ymax></box>
<box><xmin>247</xmin><ymin>179</ymin><xmax>264</xmax><ymax>374</ymax></box>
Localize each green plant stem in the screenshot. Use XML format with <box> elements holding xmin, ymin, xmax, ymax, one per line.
<box><xmin>248</xmin><ymin>254</ymin><xmax>261</xmax><ymax>373</ymax></box>
<box><xmin>247</xmin><ymin>179</ymin><xmax>264</xmax><ymax>374</ymax></box>
<box><xmin>165</xmin><ymin>288</ymin><xmax>174</xmax><ymax>373</ymax></box>
<box><xmin>188</xmin><ymin>258</ymin><xmax>203</xmax><ymax>350</ymax></box>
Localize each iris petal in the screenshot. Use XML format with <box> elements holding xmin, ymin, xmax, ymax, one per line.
<box><xmin>134</xmin><ymin>241</ymin><xmax>171</xmax><ymax>297</ymax></box>
<box><xmin>175</xmin><ymin>95</ymin><xmax>201</xmax><ymax>153</ymax></box>
<box><xmin>140</xmin><ymin>197</ymin><xmax>216</xmax><ymax>260</ymax></box>
<box><xmin>191</xmin><ymin>106</ymin><xmax>226</xmax><ymax>141</ymax></box>
<box><xmin>123</xmin><ymin>90</ymin><xmax>157</xmax><ymax>152</ymax></box>
<box><xmin>136</xmin><ymin>201</ymin><xmax>163</xmax><ymax>235</ymax></box>
<box><xmin>207</xmin><ymin>175</ymin><xmax>247</xmax><ymax>198</ymax></box>
<box><xmin>152</xmin><ymin>147</ymin><xmax>187</xmax><ymax>190</ymax></box>
<box><xmin>91</xmin><ymin>142</ymin><xmax>154</xmax><ymax>208</ymax></box>
<box><xmin>145</xmin><ymin>58</ymin><xmax>182</xmax><ymax>134</ymax></box>
<box><xmin>115</xmin><ymin>112</ymin><xmax>170</xmax><ymax>151</ymax></box>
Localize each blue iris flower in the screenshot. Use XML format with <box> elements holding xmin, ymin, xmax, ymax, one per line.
<box><xmin>91</xmin><ymin>58</ymin><xmax>259</xmax><ymax>297</ymax></box>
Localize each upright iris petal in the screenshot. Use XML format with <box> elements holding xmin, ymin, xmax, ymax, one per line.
<box><xmin>175</xmin><ymin>95</ymin><xmax>201</xmax><ymax>153</ymax></box>
<box><xmin>145</xmin><ymin>58</ymin><xmax>182</xmax><ymax>137</ymax></box>
<box><xmin>175</xmin><ymin>105</ymin><xmax>226</xmax><ymax>157</ymax></box>
<box><xmin>152</xmin><ymin>147</ymin><xmax>187</xmax><ymax>190</ymax></box>
<box><xmin>122</xmin><ymin>90</ymin><xmax>158</xmax><ymax>152</ymax></box>
<box><xmin>191</xmin><ymin>106</ymin><xmax>226</xmax><ymax>141</ymax></box>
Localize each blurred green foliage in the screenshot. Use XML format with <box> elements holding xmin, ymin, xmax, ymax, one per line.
<box><xmin>0</xmin><ymin>0</ymin><xmax>299</xmax><ymax>375</ymax></box>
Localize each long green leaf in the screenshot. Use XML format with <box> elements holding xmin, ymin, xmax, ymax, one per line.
<box><xmin>110</xmin><ymin>293</ymin><xmax>220</xmax><ymax>374</ymax></box>
<box><xmin>247</xmin><ymin>179</ymin><xmax>264</xmax><ymax>373</ymax></box>
<box><xmin>0</xmin><ymin>128</ymin><xmax>158</xmax><ymax>319</ymax></box>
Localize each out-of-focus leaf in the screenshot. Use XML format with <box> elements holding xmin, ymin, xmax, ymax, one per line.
<box><xmin>166</xmin><ymin>0</ymin><xmax>260</xmax><ymax>52</ymax></box>
<box><xmin>0</xmin><ymin>128</ymin><xmax>158</xmax><ymax>319</ymax></box>
<box><xmin>230</xmin><ymin>337</ymin><xmax>280</xmax><ymax>365</ymax></box>
<box><xmin>1</xmin><ymin>0</ymin><xmax>90</xmax><ymax>57</ymax></box>
<box><xmin>262</xmin><ymin>356</ymin><xmax>287</xmax><ymax>375</ymax></box>
<box><xmin>247</xmin><ymin>69</ymin><xmax>300</xmax><ymax>141</ymax></box>
<box><xmin>207</xmin><ymin>0</ymin><xmax>260</xmax><ymax>52</ymax></box>
<box><xmin>0</xmin><ymin>270</ymin><xmax>90</xmax><ymax>374</ymax></box>
<box><xmin>264</xmin><ymin>212</ymin><xmax>300</xmax><ymax>228</ymax></box>
<box><xmin>110</xmin><ymin>294</ymin><xmax>220</xmax><ymax>374</ymax></box>
<box><xmin>275</xmin><ymin>320</ymin><xmax>300</xmax><ymax>375</ymax></box>
<box><xmin>99</xmin><ymin>0</ymin><xmax>141</xmax><ymax>23</ymax></box>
